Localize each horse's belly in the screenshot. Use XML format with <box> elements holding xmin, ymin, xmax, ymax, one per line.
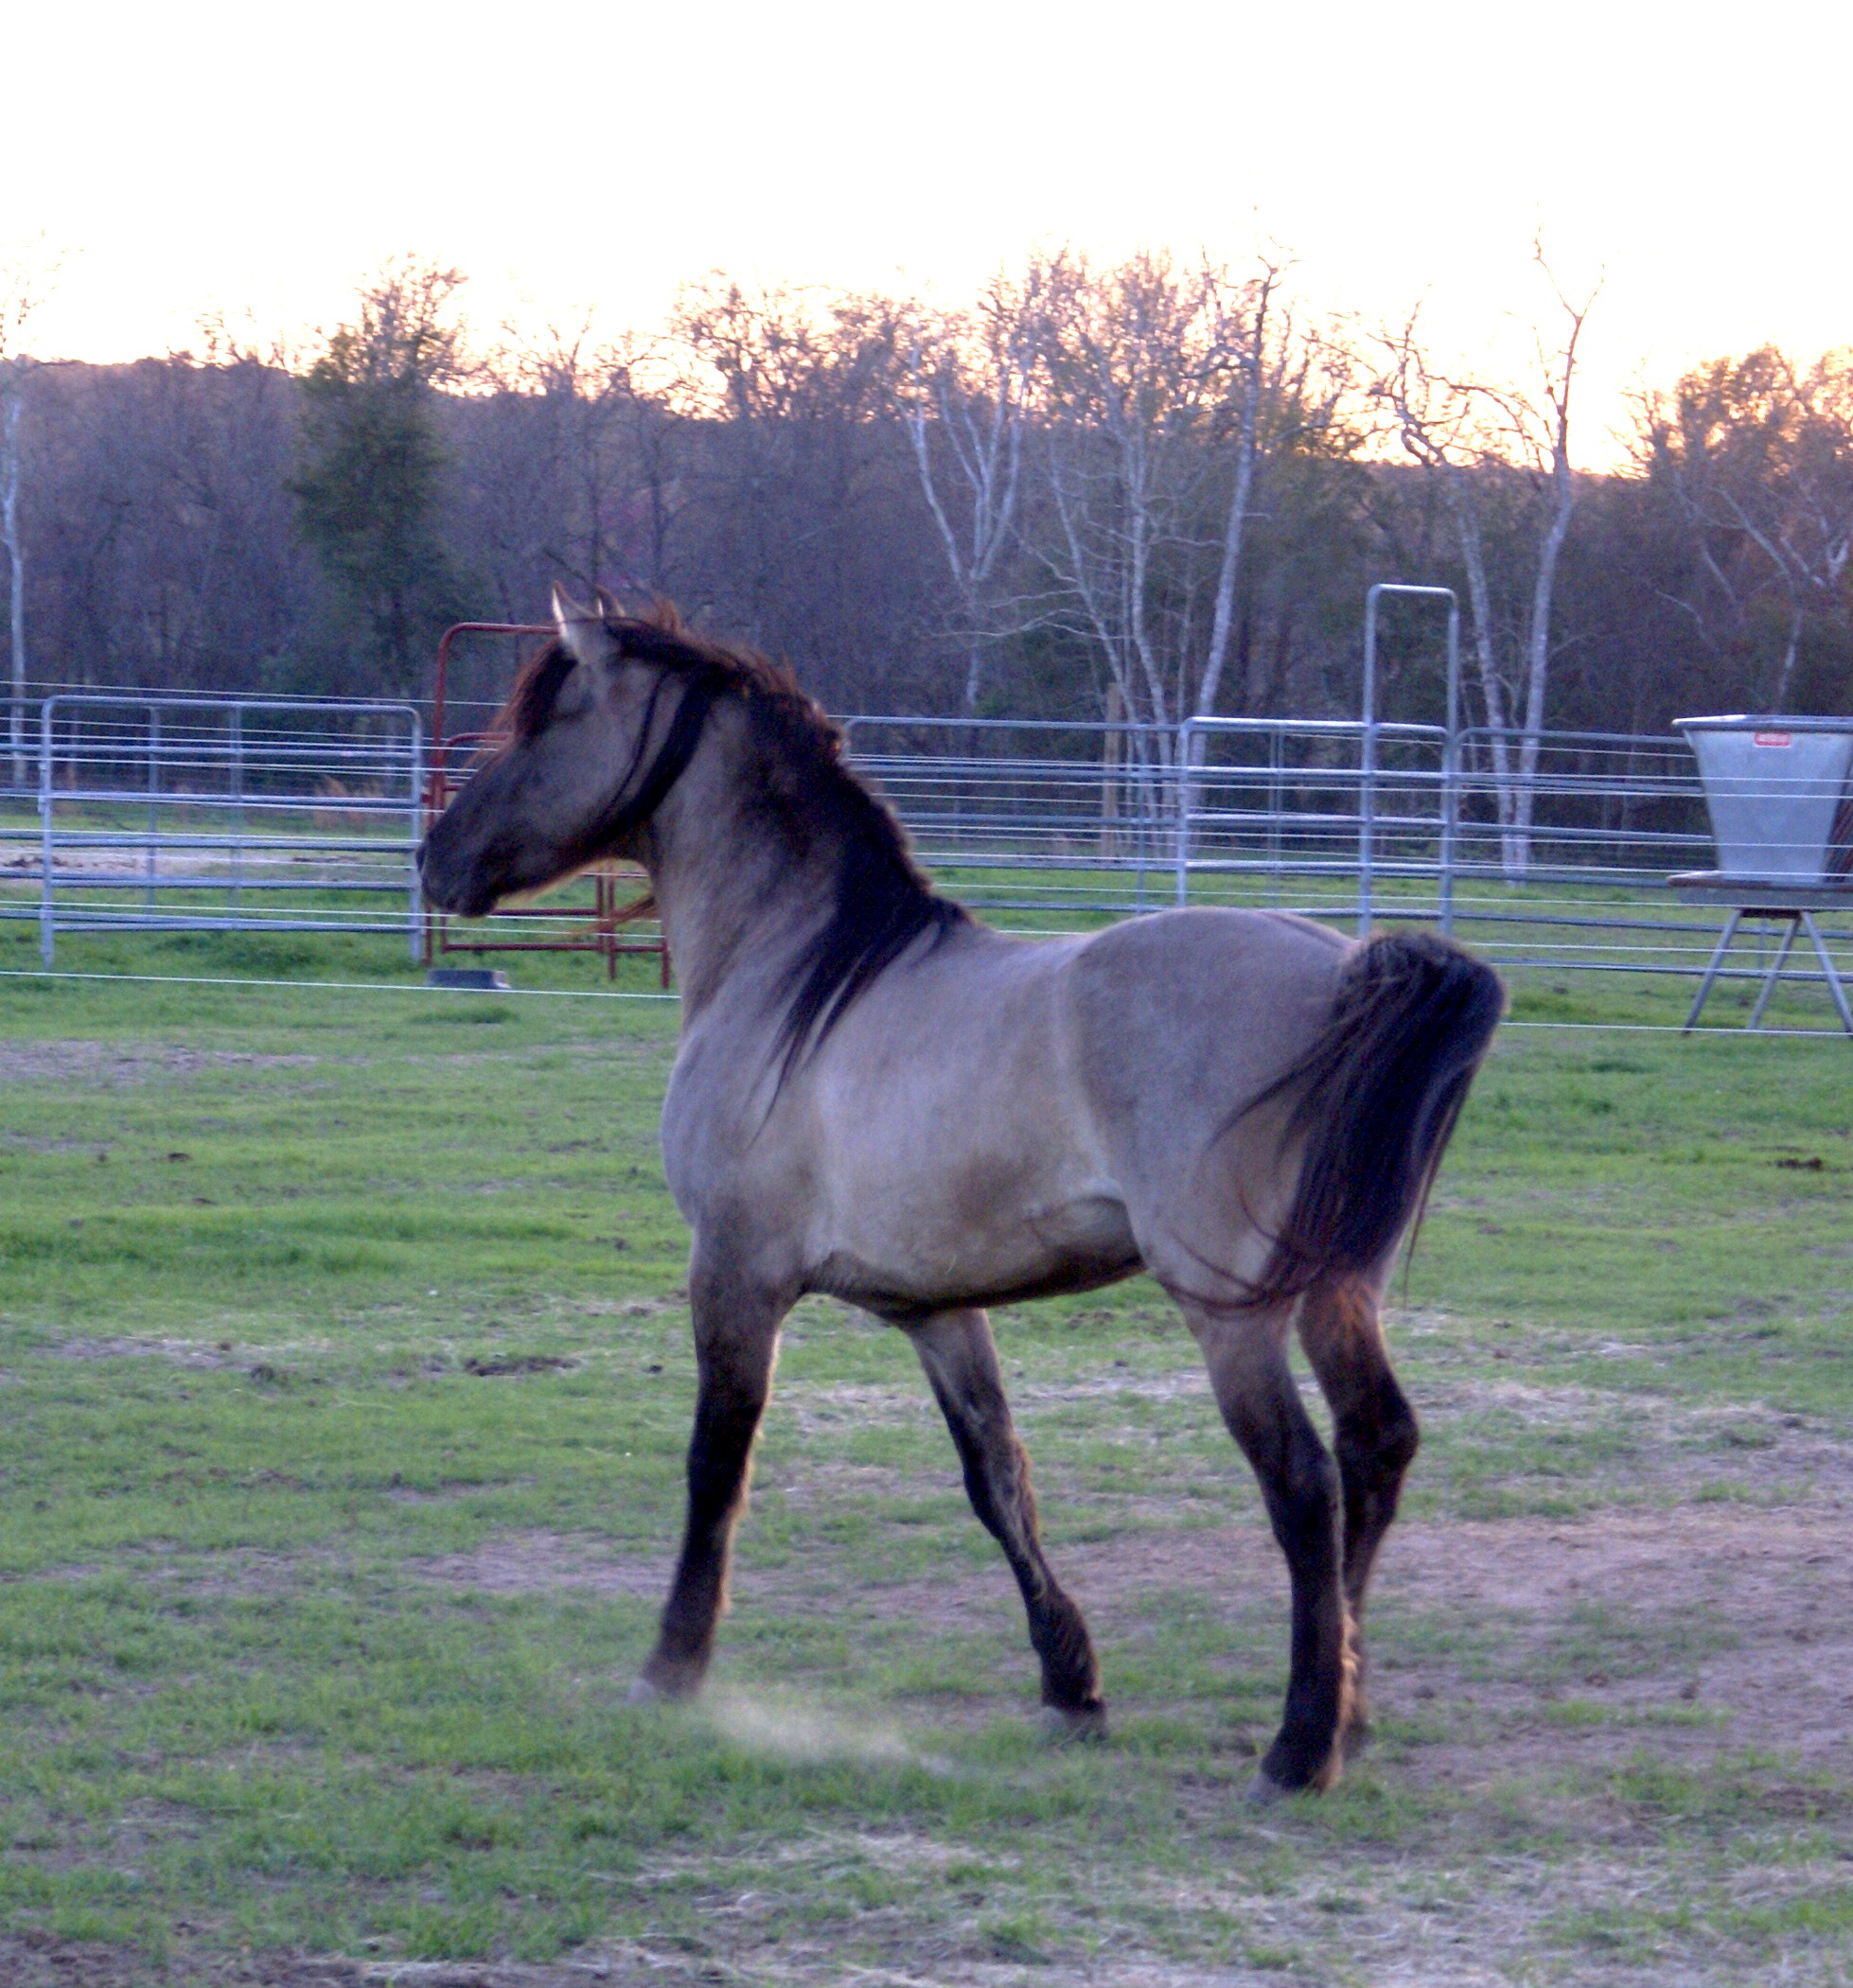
<box><xmin>811</xmin><ymin>1176</ymin><xmax>1140</xmax><ymax>1315</ymax></box>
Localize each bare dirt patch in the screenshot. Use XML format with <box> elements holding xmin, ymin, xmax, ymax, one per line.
<box><xmin>801</xmin><ymin>1499</ymin><xmax>1853</xmax><ymax>1773</ymax></box>
<box><xmin>1378</xmin><ymin>1503</ymin><xmax>1853</xmax><ymax>1775</ymax></box>
<box><xmin>406</xmin><ymin>1531</ymin><xmax>669</xmax><ymax>1600</ymax></box>
<box><xmin>0</xmin><ymin>1545</ymin><xmax>326</xmax><ymax>1600</ymax></box>
<box><xmin>50</xmin><ymin>1335</ymin><xmax>237</xmax><ymax>1367</ymax></box>
<box><xmin>139</xmin><ymin>1546</ymin><xmax>321</xmax><ymax>1599</ymax></box>
<box><xmin>0</xmin><ymin>1039</ymin><xmax>316</xmax><ymax>1087</ymax></box>
<box><xmin>461</xmin><ymin>1352</ymin><xmax>579</xmax><ymax>1378</ymax></box>
<box><xmin>0</xmin><ymin>1942</ymin><xmax>693</xmax><ymax>1987</ymax></box>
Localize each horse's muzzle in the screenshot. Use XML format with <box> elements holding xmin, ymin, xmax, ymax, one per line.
<box><xmin>417</xmin><ymin>835</ymin><xmax>498</xmax><ymax>920</ymax></box>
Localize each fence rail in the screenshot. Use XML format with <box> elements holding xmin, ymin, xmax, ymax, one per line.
<box><xmin>4</xmin><ymin>694</ymin><xmax>1849</xmax><ymax>1017</ymax></box>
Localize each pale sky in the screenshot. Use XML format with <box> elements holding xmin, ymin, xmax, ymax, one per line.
<box><xmin>8</xmin><ymin>0</ymin><xmax>1850</xmax><ymax>465</ymax></box>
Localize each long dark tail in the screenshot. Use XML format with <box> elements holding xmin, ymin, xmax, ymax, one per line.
<box><xmin>1244</xmin><ymin>930</ymin><xmax>1506</xmax><ymax>1309</ymax></box>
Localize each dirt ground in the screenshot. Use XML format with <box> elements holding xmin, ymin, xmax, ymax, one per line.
<box><xmin>12</xmin><ymin>1495</ymin><xmax>1853</xmax><ymax>1983</ymax></box>
<box><xmin>0</xmin><ymin>1940</ymin><xmax>1453</xmax><ymax>1987</ymax></box>
<box><xmin>406</xmin><ymin>1496</ymin><xmax>1853</xmax><ymax>1767</ymax></box>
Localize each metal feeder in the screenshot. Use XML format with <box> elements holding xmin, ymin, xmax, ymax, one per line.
<box><xmin>1670</xmin><ymin>716</ymin><xmax>1853</xmax><ymax>1032</ymax></box>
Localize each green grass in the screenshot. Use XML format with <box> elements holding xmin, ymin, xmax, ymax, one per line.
<box><xmin>0</xmin><ymin>921</ymin><xmax>1849</xmax><ymax>1983</ymax></box>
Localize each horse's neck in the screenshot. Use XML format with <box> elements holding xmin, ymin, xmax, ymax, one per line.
<box><xmin>643</xmin><ymin>719</ymin><xmax>825</xmax><ymax>1019</ymax></box>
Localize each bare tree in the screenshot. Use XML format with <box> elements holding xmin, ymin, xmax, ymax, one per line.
<box><xmin>668</xmin><ymin>278</ymin><xmax>926</xmax><ymax>707</ymax></box>
<box><xmin>1</xmin><ymin>240</ymin><xmax>60</xmax><ymax>784</ymax></box>
<box><xmin>1034</xmin><ymin>249</ymin><xmax>1221</xmax><ymax>747</ymax></box>
<box><xmin>474</xmin><ymin>315</ymin><xmax>682</xmax><ymax>605</ymax></box>
<box><xmin>1033</xmin><ymin>249</ymin><xmax>1354</xmax><ymax>747</ymax></box>
<box><xmin>1377</xmin><ymin>250</ymin><xmax>1597</xmax><ymax>875</ymax></box>
<box><xmin>902</xmin><ymin>272</ymin><xmax>1037</xmax><ymax>713</ymax></box>
<box><xmin>1196</xmin><ymin>258</ymin><xmax>1356</xmax><ymax>718</ymax></box>
<box><xmin>1196</xmin><ymin>259</ymin><xmax>1283</xmax><ymax>720</ymax></box>
<box><xmin>1639</xmin><ymin>346</ymin><xmax>1853</xmax><ymax>708</ymax></box>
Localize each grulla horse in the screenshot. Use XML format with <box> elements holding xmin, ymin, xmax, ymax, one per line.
<box><xmin>418</xmin><ymin>593</ymin><xmax>1504</xmax><ymax>1798</ymax></box>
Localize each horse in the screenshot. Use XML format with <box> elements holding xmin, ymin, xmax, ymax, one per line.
<box><xmin>418</xmin><ymin>590</ymin><xmax>1505</xmax><ymax>1799</ymax></box>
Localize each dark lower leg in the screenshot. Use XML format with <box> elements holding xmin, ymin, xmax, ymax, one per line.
<box><xmin>1254</xmin><ymin>1434</ymin><xmax>1350</xmax><ymax>1789</ymax></box>
<box><xmin>1297</xmin><ymin>1279</ymin><xmax>1419</xmax><ymax>1744</ymax></box>
<box><xmin>643</xmin><ymin>1283</ymin><xmax>784</xmax><ymax>1698</ymax></box>
<box><xmin>909</xmin><ymin>1309</ymin><xmax>1103</xmax><ymax>1725</ymax></box>
<box><xmin>1190</xmin><ymin>1302</ymin><xmax>1350</xmax><ymax>1792</ymax></box>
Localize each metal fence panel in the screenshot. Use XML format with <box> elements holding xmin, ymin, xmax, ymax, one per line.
<box><xmin>16</xmin><ymin>695</ymin><xmax>424</xmax><ymax>964</ymax></box>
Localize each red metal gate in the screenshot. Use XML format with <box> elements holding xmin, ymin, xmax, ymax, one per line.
<box><xmin>424</xmin><ymin>622</ymin><xmax>670</xmax><ymax>985</ymax></box>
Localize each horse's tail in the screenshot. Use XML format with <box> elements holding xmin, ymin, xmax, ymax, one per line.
<box><xmin>1243</xmin><ymin>929</ymin><xmax>1506</xmax><ymax>1310</ymax></box>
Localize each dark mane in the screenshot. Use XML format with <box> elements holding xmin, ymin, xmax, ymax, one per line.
<box><xmin>499</xmin><ymin>606</ymin><xmax>968</xmax><ymax>1073</ymax></box>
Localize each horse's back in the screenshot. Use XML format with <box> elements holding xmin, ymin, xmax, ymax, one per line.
<box><xmin>1065</xmin><ymin>906</ymin><xmax>1349</xmax><ymax>1115</ymax></box>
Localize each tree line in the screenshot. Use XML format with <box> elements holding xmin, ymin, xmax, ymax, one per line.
<box><xmin>3</xmin><ymin>251</ymin><xmax>1850</xmax><ymax>762</ymax></box>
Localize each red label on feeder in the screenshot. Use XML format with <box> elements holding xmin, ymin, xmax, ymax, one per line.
<box><xmin>1753</xmin><ymin>730</ymin><xmax>1793</xmax><ymax>747</ymax></box>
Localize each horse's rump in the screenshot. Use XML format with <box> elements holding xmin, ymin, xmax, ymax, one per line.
<box><xmin>1240</xmin><ymin>928</ymin><xmax>1506</xmax><ymax>1308</ymax></box>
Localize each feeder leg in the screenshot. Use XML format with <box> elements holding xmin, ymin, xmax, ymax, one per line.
<box><xmin>1685</xmin><ymin>911</ymin><xmax>1741</xmax><ymax>1032</ymax></box>
<box><xmin>1748</xmin><ymin>917</ymin><xmax>1800</xmax><ymax>1030</ymax></box>
<box><xmin>1800</xmin><ymin>914</ymin><xmax>1853</xmax><ymax>1035</ymax></box>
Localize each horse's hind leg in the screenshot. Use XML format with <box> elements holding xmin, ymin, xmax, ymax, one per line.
<box><xmin>1182</xmin><ymin>1296</ymin><xmax>1350</xmax><ymax>1796</ymax></box>
<box><xmin>637</xmin><ymin>1269</ymin><xmax>786</xmax><ymax>1702</ymax></box>
<box><xmin>1295</xmin><ymin>1275</ymin><xmax>1418</xmax><ymax>1754</ymax></box>
<box><xmin>908</xmin><ymin>1308</ymin><xmax>1105</xmax><ymax>1737</ymax></box>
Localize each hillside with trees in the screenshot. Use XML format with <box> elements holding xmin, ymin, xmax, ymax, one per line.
<box><xmin>5</xmin><ymin>254</ymin><xmax>1851</xmax><ymax>741</ymax></box>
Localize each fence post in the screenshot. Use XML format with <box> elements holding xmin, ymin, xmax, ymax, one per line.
<box><xmin>1174</xmin><ymin>719</ymin><xmax>1195</xmax><ymax>907</ymax></box>
<box><xmin>38</xmin><ymin>698</ymin><xmax>54</xmax><ymax>967</ymax></box>
<box><xmin>230</xmin><ymin>705</ymin><xmax>244</xmax><ymax>920</ymax></box>
<box><xmin>1267</xmin><ymin>723</ymin><xmax>1283</xmax><ymax>898</ymax></box>
<box><xmin>1361</xmin><ymin>584</ymin><xmax>1462</xmax><ymax>935</ymax></box>
<box><xmin>1359</xmin><ymin>593</ymin><xmax>1379</xmax><ymax>934</ymax></box>
<box><xmin>1440</xmin><ymin>595</ymin><xmax>1460</xmax><ymax>936</ymax></box>
<box><xmin>407</xmin><ymin>713</ymin><xmax>424</xmax><ymax>963</ymax></box>
<box><xmin>145</xmin><ymin>706</ymin><xmax>159</xmax><ymax>916</ymax></box>
<box><xmin>1099</xmin><ymin>684</ymin><xmax>1121</xmax><ymax>861</ymax></box>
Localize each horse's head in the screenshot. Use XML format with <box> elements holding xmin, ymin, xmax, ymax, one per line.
<box><xmin>419</xmin><ymin>589</ymin><xmax>711</xmax><ymax>918</ymax></box>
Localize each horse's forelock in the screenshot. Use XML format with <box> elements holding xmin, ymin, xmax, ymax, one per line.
<box><xmin>497</xmin><ymin>639</ymin><xmax>575</xmax><ymax>744</ymax></box>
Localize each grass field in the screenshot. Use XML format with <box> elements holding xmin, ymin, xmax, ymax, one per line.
<box><xmin>0</xmin><ymin>916</ymin><xmax>1850</xmax><ymax>1986</ymax></box>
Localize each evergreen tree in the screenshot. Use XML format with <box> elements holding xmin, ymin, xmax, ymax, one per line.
<box><xmin>291</xmin><ymin>259</ymin><xmax>465</xmax><ymax>694</ymax></box>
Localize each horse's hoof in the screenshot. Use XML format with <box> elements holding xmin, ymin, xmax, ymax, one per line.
<box><xmin>1039</xmin><ymin>1702</ymin><xmax>1108</xmax><ymax>1746</ymax></box>
<box><xmin>629</xmin><ymin>1672</ymin><xmax>698</xmax><ymax>1706</ymax></box>
<box><xmin>1244</xmin><ymin>1768</ymin><xmax>1294</xmax><ymax>1806</ymax></box>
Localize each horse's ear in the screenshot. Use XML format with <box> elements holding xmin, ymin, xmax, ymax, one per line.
<box><xmin>592</xmin><ymin>584</ymin><xmax>625</xmax><ymax>620</ymax></box>
<box><xmin>553</xmin><ymin>585</ymin><xmax>617</xmax><ymax>669</ymax></box>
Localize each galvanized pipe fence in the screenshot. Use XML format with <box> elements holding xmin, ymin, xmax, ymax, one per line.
<box><xmin>843</xmin><ymin>713</ymin><xmax>1849</xmax><ymax>1000</ymax></box>
<box><xmin>3</xmin><ymin>691</ymin><xmax>1848</xmax><ymax>1012</ymax></box>
<box><xmin>7</xmin><ymin>695</ymin><xmax>424</xmax><ymax>965</ymax></box>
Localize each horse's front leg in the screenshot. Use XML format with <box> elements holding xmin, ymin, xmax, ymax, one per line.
<box><xmin>636</xmin><ymin>1265</ymin><xmax>787</xmax><ymax>1701</ymax></box>
<box><xmin>1181</xmin><ymin>1295</ymin><xmax>1351</xmax><ymax>1798</ymax></box>
<box><xmin>908</xmin><ymin>1308</ymin><xmax>1105</xmax><ymax>1738</ymax></box>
